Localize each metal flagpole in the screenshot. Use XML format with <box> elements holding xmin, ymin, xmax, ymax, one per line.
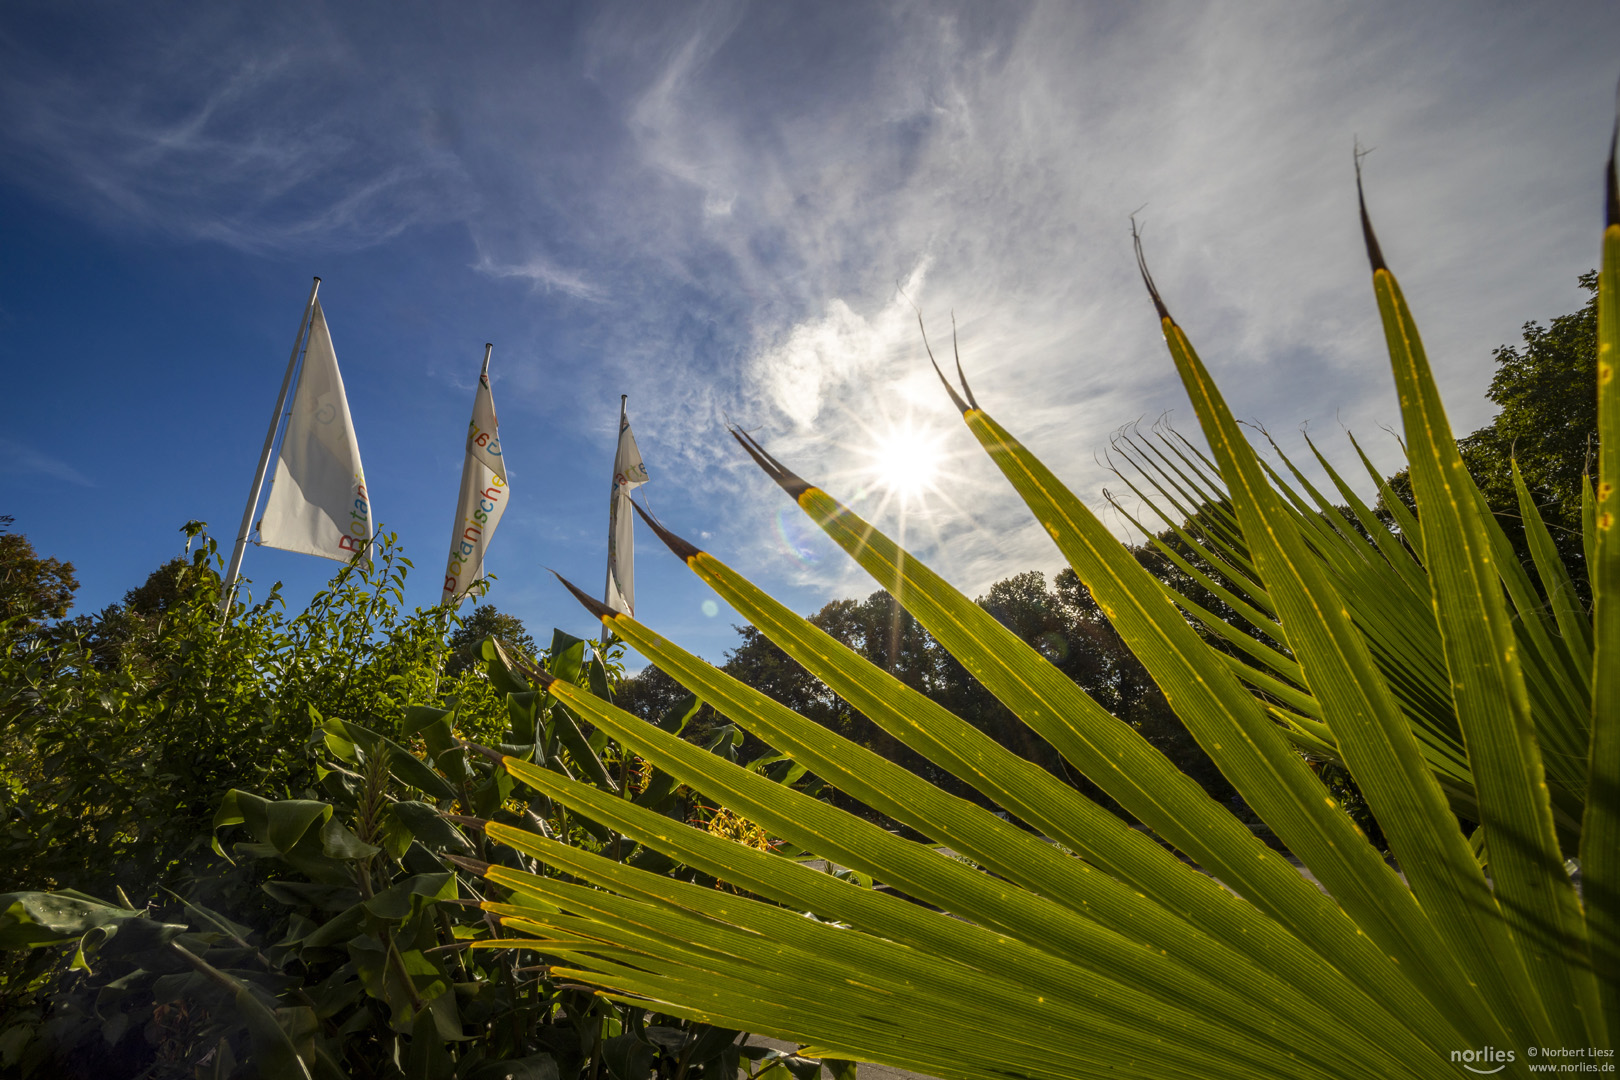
<box><xmin>219</xmin><ymin>276</ymin><xmax>321</xmax><ymax>617</ymax></box>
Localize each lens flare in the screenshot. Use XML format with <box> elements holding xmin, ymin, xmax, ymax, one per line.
<box><xmin>775</xmin><ymin>507</ymin><xmax>819</xmax><ymax>563</ymax></box>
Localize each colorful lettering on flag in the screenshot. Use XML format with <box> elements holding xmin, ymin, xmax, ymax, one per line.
<box><xmin>258</xmin><ymin>299</ymin><xmax>373</xmax><ymax>564</ymax></box>
<box><xmin>443</xmin><ymin>348</ymin><xmax>509</xmax><ymax>603</ymax></box>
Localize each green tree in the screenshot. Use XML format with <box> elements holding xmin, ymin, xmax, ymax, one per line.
<box><xmin>443</xmin><ymin>601</ymin><xmax>538</xmax><ymax>678</ymax></box>
<box><xmin>0</xmin><ymin>525</ymin><xmax>79</xmax><ymax>629</ymax></box>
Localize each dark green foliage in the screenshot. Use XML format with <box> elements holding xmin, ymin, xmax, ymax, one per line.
<box><xmin>0</xmin><ymin>527</ymin><xmax>79</xmax><ymax>628</ymax></box>
<box><xmin>1</xmin><ymin>530</ymin><xmax>450</xmax><ymax>907</ymax></box>
<box><xmin>443</xmin><ymin>604</ymin><xmax>538</xmax><ymax>679</ymax></box>
<box><xmin>1</xmin><ymin>537</ymin><xmax>792</xmax><ymax>1078</ymax></box>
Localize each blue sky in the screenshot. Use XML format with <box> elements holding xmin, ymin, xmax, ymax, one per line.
<box><xmin>2</xmin><ymin>1</ymin><xmax>1618</xmax><ymax>664</ymax></box>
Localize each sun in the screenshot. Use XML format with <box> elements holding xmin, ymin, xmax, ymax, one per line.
<box><xmin>866</xmin><ymin>422</ymin><xmax>946</xmax><ymax>502</ymax></box>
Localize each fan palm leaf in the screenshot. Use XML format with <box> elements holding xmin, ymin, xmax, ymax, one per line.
<box><xmin>468</xmin><ymin>145</ymin><xmax>1619</xmax><ymax>1078</ymax></box>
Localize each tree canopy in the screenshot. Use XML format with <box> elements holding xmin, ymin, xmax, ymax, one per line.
<box><xmin>0</xmin><ymin>518</ymin><xmax>79</xmax><ymax>629</ymax></box>
<box><xmin>443</xmin><ymin>601</ymin><xmax>538</xmax><ymax>677</ymax></box>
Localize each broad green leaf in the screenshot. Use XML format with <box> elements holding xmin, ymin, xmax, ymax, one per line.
<box><xmin>170</xmin><ymin>943</ymin><xmax>314</xmax><ymax>1080</ymax></box>
<box><xmin>214</xmin><ymin>790</ymin><xmax>333</xmax><ymax>856</ymax></box>
<box><xmin>320</xmin><ymin>719</ymin><xmax>458</xmax><ymax>802</ymax></box>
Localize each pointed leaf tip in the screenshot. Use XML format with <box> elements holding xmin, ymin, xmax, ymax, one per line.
<box><xmin>1130</xmin><ymin>220</ymin><xmax>1174</xmax><ymax>323</ymax></box>
<box><xmin>629</xmin><ymin>498</ymin><xmax>703</xmax><ymax>562</ymax></box>
<box><xmin>916</xmin><ymin>311</ymin><xmax>970</xmax><ymax>414</ymax></box>
<box><xmin>1354</xmin><ymin>150</ymin><xmax>1389</xmax><ymax>273</ymax></box>
<box><xmin>729</xmin><ymin>427</ymin><xmax>813</xmax><ymax>500</ymax></box>
<box><xmin>551</xmin><ymin>570</ymin><xmax>619</xmax><ymax>623</ymax></box>
<box><xmin>1607</xmin><ymin>121</ymin><xmax>1618</xmax><ymax>228</ymax></box>
<box><xmin>951</xmin><ymin>312</ymin><xmax>980</xmax><ymax>412</ymax></box>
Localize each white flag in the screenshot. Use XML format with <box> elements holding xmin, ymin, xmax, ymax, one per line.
<box><xmin>259</xmin><ymin>300</ymin><xmax>374</xmax><ymax>564</ymax></box>
<box><xmin>442</xmin><ymin>347</ymin><xmax>509</xmax><ymax>603</ymax></box>
<box><xmin>604</xmin><ymin>398</ymin><xmax>649</xmax><ymax>616</ymax></box>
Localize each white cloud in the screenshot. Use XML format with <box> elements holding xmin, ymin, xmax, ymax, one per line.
<box><xmin>0</xmin><ymin>439</ymin><xmax>94</xmax><ymax>487</ymax></box>
<box><xmin>472</xmin><ymin>252</ymin><xmax>606</xmax><ymax>303</ymax></box>
<box><xmin>0</xmin><ymin>9</ymin><xmax>472</xmax><ymax>251</ymax></box>
<box><xmin>581</xmin><ymin>0</ymin><xmax>1618</xmax><ymax>600</ymax></box>
<box><xmin>750</xmin><ymin>260</ymin><xmax>930</xmax><ymax>428</ymax></box>
<box><xmin>6</xmin><ymin>0</ymin><xmax>1616</xmax><ymax>612</ymax></box>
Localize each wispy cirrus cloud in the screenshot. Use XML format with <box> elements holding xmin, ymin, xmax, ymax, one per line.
<box><xmin>0</xmin><ymin>438</ymin><xmax>93</xmax><ymax>487</ymax></box>
<box><xmin>5</xmin><ymin>0</ymin><xmax>1616</xmax><ymax>616</ymax></box>
<box><xmin>471</xmin><ymin>252</ymin><xmax>606</xmax><ymax>303</ymax></box>
<box><xmin>0</xmin><ymin>7</ymin><xmax>472</xmax><ymax>251</ymax></box>
<box><xmin>571</xmin><ymin>0</ymin><xmax>1620</xmax><ymax>600</ymax></box>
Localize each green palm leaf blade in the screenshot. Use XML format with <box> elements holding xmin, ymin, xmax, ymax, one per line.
<box><xmin>1109</xmin><ymin>424</ymin><xmax>1482</xmax><ymax>818</ymax></box>
<box><xmin>618</xmin><ymin>504</ymin><xmax>1461</xmax><ymax>1044</ymax></box>
<box><xmin>1256</xmin><ymin>429</ymin><xmax>1382</xmax><ymax>557</ymax></box>
<box><xmin>555</xmin><ymin>530</ymin><xmax>1440</xmax><ymax>1076</ymax></box>
<box><xmin>1122</xmin><ymin>225</ymin><xmax>1556</xmax><ymax>1049</ymax></box>
<box><xmin>1359</xmin><ymin>185</ymin><xmax>1601</xmax><ymax>1047</ymax></box>
<box><xmin>484</xmin><ymin>751</ymin><xmax>1414</xmax><ymax>1080</ymax></box>
<box><xmin>1583</xmin><ymin>137</ymin><xmax>1620</xmax><ymax>1045</ymax></box>
<box><xmin>1136</xmin><ymin>428</ymin><xmax>1256</xmax><ymax>564</ymax></box>
<box><xmin>1584</xmin><ymin>471</ymin><xmax>1600</xmax><ymax>583</ymax></box>
<box><xmin>509</xmin><ymin>644</ymin><xmax>1413</xmax><ymax>1079</ymax></box>
<box><xmin>725</xmin><ymin>431</ymin><xmax>1478</xmax><ymax>1056</ymax></box>
<box><xmin>1103</xmin><ymin>465</ymin><xmax>1286</xmax><ymax>635</ymax></box>
<box><xmin>480</xmin><ymin>817</ymin><xmax>1318</xmax><ymax>1080</ymax></box>
<box><xmin>1347</xmin><ymin>432</ymin><xmax>1433</xmax><ymax>584</ymax></box>
<box><xmin>947</xmin><ymin>233</ymin><xmax>1532</xmax><ymax>1049</ymax></box>
<box><xmin>1125</xmin><ymin>421</ymin><xmax>1471</xmax><ymax>775</ymax></box>
<box><xmin>1110</xmin><ymin>434</ymin><xmax>1268</xmax><ymax>598</ymax></box>
<box><xmin>1466</xmin><ymin>482</ymin><xmax>1592</xmax><ymax>792</ymax></box>
<box><xmin>1298</xmin><ymin>432</ymin><xmax>1429</xmax><ymax>597</ymax></box>
<box><xmin>1503</xmin><ymin>459</ymin><xmax>1594</xmax><ymax>780</ymax></box>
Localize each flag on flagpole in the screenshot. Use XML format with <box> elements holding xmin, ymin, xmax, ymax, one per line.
<box><xmin>258</xmin><ymin>299</ymin><xmax>374</xmax><ymax>563</ymax></box>
<box><xmin>442</xmin><ymin>345</ymin><xmax>509</xmax><ymax>604</ymax></box>
<box><xmin>604</xmin><ymin>396</ymin><xmax>649</xmax><ymax>616</ymax></box>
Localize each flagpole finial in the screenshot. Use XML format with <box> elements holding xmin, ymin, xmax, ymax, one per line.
<box><xmin>313</xmin><ymin>276</ymin><xmax>321</xmax><ymax>284</ymax></box>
